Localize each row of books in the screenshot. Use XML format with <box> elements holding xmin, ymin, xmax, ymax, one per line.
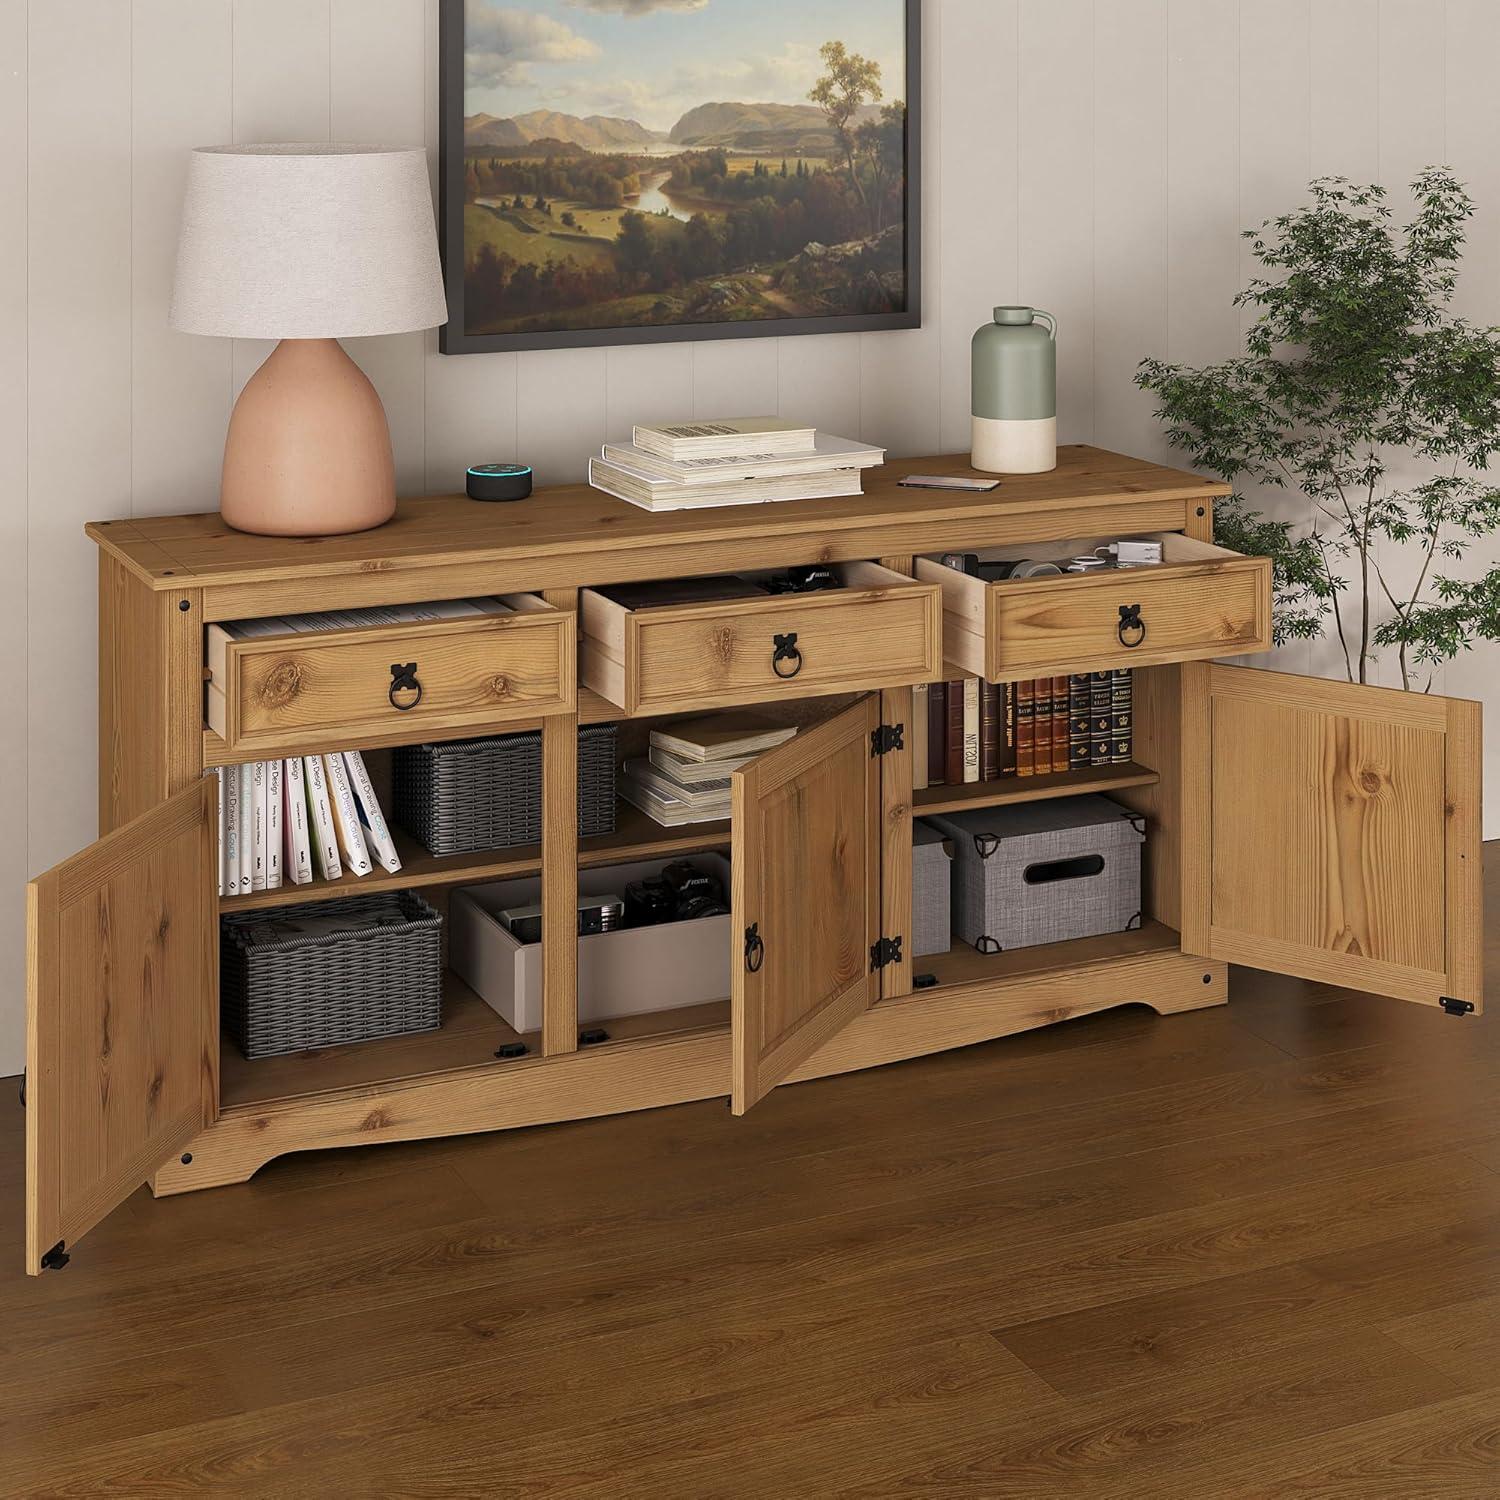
<box><xmin>588</xmin><ymin>417</ymin><xmax>885</xmax><ymax>512</ymax></box>
<box><xmin>620</xmin><ymin>712</ymin><xmax>797</xmax><ymax>827</ymax></box>
<box><xmin>214</xmin><ymin>751</ymin><xmax>401</xmax><ymax>898</ymax></box>
<box><xmin>913</xmin><ymin>671</ymin><xmax>1134</xmax><ymax>789</ymax></box>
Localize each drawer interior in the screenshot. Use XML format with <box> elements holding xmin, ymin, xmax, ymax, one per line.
<box><xmin>921</xmin><ymin>531</ymin><xmax>1247</xmax><ymax>575</ymax></box>
<box><xmin>584</xmin><ymin>560</ymin><xmax>922</xmax><ymax>619</ymax></box>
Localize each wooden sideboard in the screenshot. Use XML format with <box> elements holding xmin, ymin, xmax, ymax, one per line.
<box><xmin>22</xmin><ymin>446</ymin><xmax>1483</xmax><ymax>1274</ymax></box>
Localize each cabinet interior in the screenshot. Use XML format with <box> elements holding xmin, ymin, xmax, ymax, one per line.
<box><xmin>913</xmin><ymin>661</ymin><xmax>1183</xmax><ymax>985</ymax></box>
<box><xmin>216</xmin><ymin>661</ymin><xmax>1188</xmax><ymax>1112</ymax></box>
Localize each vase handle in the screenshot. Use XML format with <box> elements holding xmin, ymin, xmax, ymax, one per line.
<box><xmin>1032</xmin><ymin>308</ymin><xmax>1057</xmax><ymax>341</ymax></box>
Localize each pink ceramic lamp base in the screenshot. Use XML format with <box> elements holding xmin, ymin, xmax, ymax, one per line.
<box><xmin>219</xmin><ymin>337</ymin><xmax>396</xmax><ymax>537</ymax></box>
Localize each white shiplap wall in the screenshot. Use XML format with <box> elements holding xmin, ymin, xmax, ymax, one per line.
<box><xmin>2</xmin><ymin>0</ymin><xmax>1498</xmax><ymax>1074</ymax></box>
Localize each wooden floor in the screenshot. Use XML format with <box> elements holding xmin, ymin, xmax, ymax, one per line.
<box><xmin>3</xmin><ymin>860</ymin><xmax>1498</xmax><ymax>1496</ymax></box>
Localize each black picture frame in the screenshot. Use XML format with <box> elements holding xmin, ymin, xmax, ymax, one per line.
<box><xmin>438</xmin><ymin>0</ymin><xmax>921</xmax><ymax>355</ymax></box>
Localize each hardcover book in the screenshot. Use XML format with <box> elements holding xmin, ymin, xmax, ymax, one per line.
<box><xmin>912</xmin><ymin>683</ymin><xmax>930</xmax><ymax>791</ymax></box>
<box><xmin>1111</xmin><ymin>668</ymin><xmax>1134</xmax><ymax>764</ymax></box>
<box><xmin>927</xmin><ymin>683</ymin><xmax>946</xmax><ymax>786</ymax></box>
<box><xmin>1016</xmin><ymin>678</ymin><xmax>1036</xmax><ymax>777</ymax></box>
<box><xmin>979</xmin><ymin>680</ymin><xmax>1000</xmax><ymax>782</ymax></box>
<box><xmin>1089</xmin><ymin>671</ymin><xmax>1113</xmax><ymax>767</ymax></box>
<box><xmin>962</xmin><ymin>677</ymin><xmax>981</xmax><ymax>784</ymax></box>
<box><xmin>1051</xmin><ymin>674</ymin><xmax>1071</xmax><ymax>774</ymax></box>
<box><xmin>1068</xmin><ymin>674</ymin><xmax>1092</xmax><ymax>770</ymax></box>
<box><xmin>945</xmin><ymin>679</ymin><xmax>966</xmax><ymax>787</ymax></box>
<box><xmin>632</xmin><ymin>417</ymin><xmax>816</xmax><ymax>461</ymax></box>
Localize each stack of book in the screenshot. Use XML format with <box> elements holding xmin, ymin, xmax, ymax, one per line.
<box><xmin>913</xmin><ymin>670</ymin><xmax>1134</xmax><ymax>790</ymax></box>
<box><xmin>621</xmin><ymin>712</ymin><xmax>797</xmax><ymax>826</ymax></box>
<box><xmin>588</xmin><ymin>418</ymin><xmax>885</xmax><ymax>513</ymax></box>
<box><xmin>215</xmin><ymin>749</ymin><xmax>402</xmax><ymax>897</ymax></box>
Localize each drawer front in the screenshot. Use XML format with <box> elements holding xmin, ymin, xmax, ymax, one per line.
<box><xmin>585</xmin><ymin>576</ymin><xmax>942</xmax><ymax>715</ymax></box>
<box><xmin>983</xmin><ymin>557</ymin><xmax>1271</xmax><ymax>678</ymax></box>
<box><xmin>210</xmin><ymin>610</ymin><xmax>575</xmax><ymax>755</ymax></box>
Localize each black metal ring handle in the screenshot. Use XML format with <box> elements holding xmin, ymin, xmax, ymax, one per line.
<box><xmin>744</xmin><ymin>922</ymin><xmax>764</xmax><ymax>974</ymax></box>
<box><xmin>1117</xmin><ymin>604</ymin><xmax>1146</xmax><ymax>649</ymax></box>
<box><xmin>771</xmin><ymin>632</ymin><xmax>803</xmax><ymax>679</ymax></box>
<box><xmin>389</xmin><ymin>661</ymin><xmax>423</xmax><ymax>710</ymax></box>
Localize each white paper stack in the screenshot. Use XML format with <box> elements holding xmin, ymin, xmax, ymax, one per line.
<box><xmin>589</xmin><ymin>420</ymin><xmax>884</xmax><ymax>513</ymax></box>
<box><xmin>620</xmin><ymin>712</ymin><xmax>798</xmax><ymax>827</ymax></box>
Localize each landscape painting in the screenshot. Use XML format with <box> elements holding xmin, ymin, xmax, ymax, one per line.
<box><xmin>439</xmin><ymin>0</ymin><xmax>920</xmax><ymax>353</ymax></box>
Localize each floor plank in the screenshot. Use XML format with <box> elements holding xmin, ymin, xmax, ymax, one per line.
<box><xmin>0</xmin><ymin>848</ymin><xmax>1495</xmax><ymax>1495</ymax></box>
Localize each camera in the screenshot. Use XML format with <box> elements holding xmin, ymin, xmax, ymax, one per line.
<box><xmin>621</xmin><ymin>861</ymin><xmax>729</xmax><ymax>927</ymax></box>
<box><xmin>761</xmin><ymin>564</ymin><xmax>843</xmax><ymax>595</ymax></box>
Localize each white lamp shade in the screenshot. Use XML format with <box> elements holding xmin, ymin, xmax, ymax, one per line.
<box><xmin>170</xmin><ymin>144</ymin><xmax>447</xmax><ymax>339</ymax></box>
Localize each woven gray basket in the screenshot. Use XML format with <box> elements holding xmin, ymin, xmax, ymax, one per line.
<box><xmin>393</xmin><ymin>724</ymin><xmax>616</xmax><ymax>857</ymax></box>
<box><xmin>222</xmin><ymin>890</ymin><xmax>442</xmax><ymax>1060</ymax></box>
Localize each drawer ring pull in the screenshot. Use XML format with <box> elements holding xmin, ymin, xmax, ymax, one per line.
<box><xmin>771</xmin><ymin>632</ymin><xmax>803</xmax><ymax>679</ymax></box>
<box><xmin>1117</xmin><ymin>604</ymin><xmax>1146</xmax><ymax>649</ymax></box>
<box><xmin>744</xmin><ymin>922</ymin><xmax>764</xmax><ymax>974</ymax></box>
<box><xmin>389</xmin><ymin>661</ymin><xmax>423</xmax><ymax>711</ymax></box>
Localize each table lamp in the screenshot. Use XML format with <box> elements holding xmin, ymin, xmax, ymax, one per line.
<box><xmin>170</xmin><ymin>144</ymin><xmax>447</xmax><ymax>536</ymax></box>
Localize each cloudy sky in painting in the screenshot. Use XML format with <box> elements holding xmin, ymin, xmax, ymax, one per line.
<box><xmin>464</xmin><ymin>0</ymin><xmax>907</xmax><ymax>133</ymax></box>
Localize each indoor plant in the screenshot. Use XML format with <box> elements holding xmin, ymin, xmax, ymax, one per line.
<box><xmin>1137</xmin><ymin>168</ymin><xmax>1500</xmax><ymax>689</ymax></box>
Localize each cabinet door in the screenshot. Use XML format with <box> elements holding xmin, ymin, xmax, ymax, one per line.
<box><xmin>731</xmin><ymin>695</ymin><xmax>883</xmax><ymax>1114</ymax></box>
<box><xmin>1188</xmin><ymin>664</ymin><xmax>1482</xmax><ymax>1012</ymax></box>
<box><xmin>26</xmin><ymin>779</ymin><xmax>219</xmax><ymax>1273</ymax></box>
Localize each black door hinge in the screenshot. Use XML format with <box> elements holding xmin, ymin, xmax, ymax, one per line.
<box><xmin>40</xmin><ymin>1241</ymin><xmax>69</xmax><ymax>1272</ymax></box>
<box><xmin>870</xmin><ymin>723</ymin><xmax>905</xmax><ymax>757</ymax></box>
<box><xmin>494</xmin><ymin>1041</ymin><xmax>529</xmax><ymax>1059</ymax></box>
<box><xmin>1440</xmin><ymin>997</ymin><xmax>1476</xmax><ymax>1017</ymax></box>
<box><xmin>870</xmin><ymin>935</ymin><xmax>904</xmax><ymax>971</ymax></box>
<box><xmin>578</xmin><ymin>1028</ymin><xmax>610</xmax><ymax>1047</ymax></box>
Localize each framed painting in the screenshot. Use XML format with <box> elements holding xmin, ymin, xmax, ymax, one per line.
<box><xmin>438</xmin><ymin>0</ymin><xmax>921</xmax><ymax>354</ymax></box>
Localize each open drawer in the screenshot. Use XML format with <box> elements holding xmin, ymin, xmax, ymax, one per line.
<box><xmin>915</xmin><ymin>533</ymin><xmax>1271</xmax><ymax>680</ymax></box>
<box><xmin>205</xmin><ymin>594</ymin><xmax>575</xmax><ymax>757</ymax></box>
<box><xmin>580</xmin><ymin>561</ymin><xmax>942</xmax><ymax>716</ymax></box>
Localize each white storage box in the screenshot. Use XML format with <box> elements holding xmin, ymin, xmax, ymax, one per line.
<box><xmin>449</xmin><ymin>855</ymin><xmax>732</xmax><ymax>1033</ymax></box>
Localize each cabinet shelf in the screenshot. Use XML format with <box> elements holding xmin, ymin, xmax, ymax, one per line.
<box><xmin>916</xmin><ymin>920</ymin><xmax>1180</xmax><ymax>990</ymax></box>
<box><xmin>220</xmin><ymin>969</ymin><xmax>730</xmax><ymax>1110</ymax></box>
<box><xmin>912</xmin><ymin>761</ymin><xmax>1159</xmax><ymax>817</ymax></box>
<box><xmin>218</xmin><ymin>798</ymin><xmax>730</xmax><ymax>913</ymax></box>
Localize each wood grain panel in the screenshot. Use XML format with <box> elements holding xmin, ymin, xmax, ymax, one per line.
<box><xmin>1207</xmin><ymin>665</ymin><xmax>1482</xmax><ymax>1010</ymax></box>
<box><xmin>206</xmin><ymin>605</ymin><xmax>574</xmax><ymax>755</ymax></box>
<box><xmin>153</xmin><ymin>940</ymin><xmax>1224</xmax><ymax>1195</ymax></box>
<box><xmin>86</xmin><ymin>449</ymin><xmax>1228</xmax><ymax>594</ymax></box>
<box><xmin>731</xmin><ymin>697</ymin><xmax>881</xmax><ymax>1114</ymax></box>
<box><xmin>541</xmin><ymin>589</ymin><xmax>579</xmax><ymax>1059</ymax></box>
<box><xmin>880</xmin><ymin>685</ymin><xmax>914</xmax><ymax>999</ymax></box>
<box><xmin>583</xmin><ymin>566</ymin><xmax>942</xmax><ymax>717</ymax></box>
<box><xmin>922</xmin><ymin>548</ymin><xmax>1271</xmax><ymax>680</ymax></box>
<box><xmin>26</xmin><ymin>779</ymin><xmax>217</xmax><ymax>1273</ymax></box>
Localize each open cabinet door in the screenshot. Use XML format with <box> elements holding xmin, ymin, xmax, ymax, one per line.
<box><xmin>26</xmin><ymin>779</ymin><xmax>219</xmax><ymax>1273</ymax></box>
<box><xmin>731</xmin><ymin>695</ymin><xmax>883</xmax><ymax>1114</ymax></box>
<box><xmin>1188</xmin><ymin>664</ymin><xmax>1482</xmax><ymax>1013</ymax></box>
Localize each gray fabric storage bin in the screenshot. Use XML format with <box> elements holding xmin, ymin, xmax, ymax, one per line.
<box><xmin>912</xmin><ymin>819</ymin><xmax>953</xmax><ymax>957</ymax></box>
<box><xmin>926</xmin><ymin>795</ymin><xmax>1144</xmax><ymax>953</ymax></box>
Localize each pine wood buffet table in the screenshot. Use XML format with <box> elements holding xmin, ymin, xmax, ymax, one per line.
<box><xmin>21</xmin><ymin>445</ymin><xmax>1482</xmax><ymax>1274</ymax></box>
